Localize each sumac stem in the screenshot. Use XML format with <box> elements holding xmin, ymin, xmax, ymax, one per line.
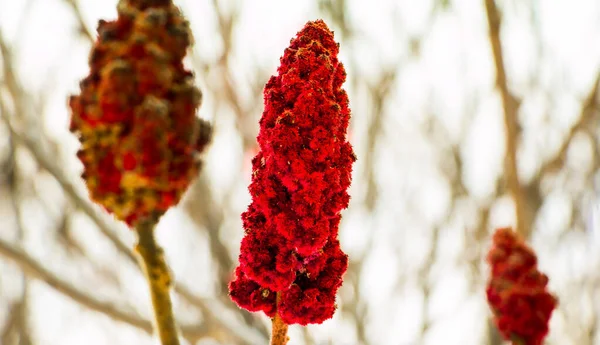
<box><xmin>270</xmin><ymin>293</ymin><xmax>289</xmax><ymax>345</ymax></box>
<box><xmin>135</xmin><ymin>218</ymin><xmax>180</xmax><ymax>345</ymax></box>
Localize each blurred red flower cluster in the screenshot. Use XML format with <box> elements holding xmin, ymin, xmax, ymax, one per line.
<box><xmin>69</xmin><ymin>0</ymin><xmax>211</xmax><ymax>226</ymax></box>
<box><xmin>229</xmin><ymin>20</ymin><xmax>356</xmax><ymax>325</ymax></box>
<box><xmin>486</xmin><ymin>227</ymin><xmax>558</xmax><ymax>345</ymax></box>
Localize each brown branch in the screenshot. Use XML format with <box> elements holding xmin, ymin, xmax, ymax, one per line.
<box><xmin>535</xmin><ymin>73</ymin><xmax>600</xmax><ymax>179</ymax></box>
<box><xmin>187</xmin><ymin>2</ymin><xmax>271</xmax><ymax>338</ymax></box>
<box><xmin>270</xmin><ymin>293</ymin><xmax>289</xmax><ymax>345</ymax></box>
<box><xmin>483</xmin><ymin>3</ymin><xmax>527</xmax><ymax>345</ymax></box>
<box><xmin>484</xmin><ymin>0</ymin><xmax>528</xmax><ymax>237</ymax></box>
<box><xmin>62</xmin><ymin>0</ymin><xmax>95</xmax><ymax>41</ymax></box>
<box><xmin>341</xmin><ymin>240</ymin><xmax>373</xmax><ymax>345</ymax></box>
<box><xmin>0</xmin><ymin>30</ymin><xmax>136</xmax><ymax>264</ymax></box>
<box><xmin>1</xmin><ymin>98</ymin><xmax>260</xmax><ymax>343</ymax></box>
<box><xmin>7</xmin><ymin>135</ymin><xmax>33</xmax><ymax>345</ymax></box>
<box><xmin>0</xmin><ymin>237</ymin><xmax>154</xmax><ymax>333</ymax></box>
<box><xmin>0</xmin><ymin>237</ymin><xmax>217</xmax><ymax>340</ymax></box>
<box><xmin>0</xmin><ymin>302</ymin><xmax>19</xmax><ymax>345</ymax></box>
<box><xmin>363</xmin><ymin>69</ymin><xmax>396</xmax><ymax>211</ymax></box>
<box><xmin>183</xmin><ymin>175</ymin><xmax>233</xmax><ymax>292</ymax></box>
<box><xmin>2</xmin><ymin>115</ymin><xmax>136</xmax><ymax>257</ymax></box>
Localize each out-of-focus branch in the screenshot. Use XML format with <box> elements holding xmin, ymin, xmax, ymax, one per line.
<box><xmin>319</xmin><ymin>3</ymin><xmax>396</xmax><ymax>344</ymax></box>
<box><xmin>1</xmin><ymin>96</ymin><xmax>261</xmax><ymax>344</ymax></box>
<box><xmin>62</xmin><ymin>0</ymin><xmax>95</xmax><ymax>41</ymax></box>
<box><xmin>186</xmin><ymin>0</ymin><xmax>271</xmax><ymax>337</ymax></box>
<box><xmin>187</xmin><ymin>0</ymin><xmax>250</xmax><ymax>297</ymax></box>
<box><xmin>484</xmin><ymin>0</ymin><xmax>528</xmax><ymax>238</ymax></box>
<box><xmin>363</xmin><ymin>68</ymin><xmax>396</xmax><ymax>211</ymax></box>
<box><xmin>318</xmin><ymin>0</ymin><xmax>354</xmax><ymax>41</ymax></box>
<box><xmin>342</xmin><ymin>245</ymin><xmax>372</xmax><ymax>345</ymax></box>
<box><xmin>6</xmin><ymin>137</ymin><xmax>33</xmax><ymax>345</ymax></box>
<box><xmin>193</xmin><ymin>0</ymin><xmax>260</xmax><ymax>147</ymax></box>
<box><xmin>1</xmin><ymin>111</ymin><xmax>136</xmax><ymax>258</ymax></box>
<box><xmin>336</xmin><ymin>68</ymin><xmax>397</xmax><ymax>345</ymax></box>
<box><xmin>483</xmin><ymin>3</ymin><xmax>542</xmax><ymax>345</ymax></box>
<box><xmin>183</xmin><ymin>175</ymin><xmax>233</xmax><ymax>293</ymax></box>
<box><xmin>535</xmin><ymin>73</ymin><xmax>600</xmax><ymax>179</ymax></box>
<box><xmin>0</xmin><ymin>237</ymin><xmax>157</xmax><ymax>334</ymax></box>
<box><xmin>0</xmin><ymin>30</ymin><xmax>136</xmax><ymax>263</ymax></box>
<box><xmin>0</xmin><ymin>237</ymin><xmax>224</xmax><ymax>341</ymax></box>
<box><xmin>0</xmin><ymin>302</ymin><xmax>20</xmax><ymax>345</ymax></box>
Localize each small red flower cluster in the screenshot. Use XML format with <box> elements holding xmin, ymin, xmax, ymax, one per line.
<box><xmin>486</xmin><ymin>228</ymin><xmax>558</xmax><ymax>345</ymax></box>
<box><xmin>229</xmin><ymin>20</ymin><xmax>355</xmax><ymax>325</ymax></box>
<box><xmin>69</xmin><ymin>0</ymin><xmax>211</xmax><ymax>226</ymax></box>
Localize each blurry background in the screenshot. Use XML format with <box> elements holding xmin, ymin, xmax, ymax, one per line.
<box><xmin>0</xmin><ymin>0</ymin><xmax>599</xmax><ymax>344</ymax></box>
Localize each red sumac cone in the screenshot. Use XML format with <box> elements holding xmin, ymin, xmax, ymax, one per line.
<box><xmin>69</xmin><ymin>0</ymin><xmax>211</xmax><ymax>226</ymax></box>
<box><xmin>486</xmin><ymin>227</ymin><xmax>558</xmax><ymax>345</ymax></box>
<box><xmin>229</xmin><ymin>19</ymin><xmax>356</xmax><ymax>325</ymax></box>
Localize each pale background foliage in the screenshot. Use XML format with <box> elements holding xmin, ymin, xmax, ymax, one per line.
<box><xmin>0</xmin><ymin>0</ymin><xmax>599</xmax><ymax>344</ymax></box>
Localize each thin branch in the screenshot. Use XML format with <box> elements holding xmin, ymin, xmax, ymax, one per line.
<box><xmin>0</xmin><ymin>30</ymin><xmax>136</xmax><ymax>264</ymax></box>
<box><xmin>187</xmin><ymin>1</ymin><xmax>271</xmax><ymax>337</ymax></box>
<box><xmin>0</xmin><ymin>302</ymin><xmax>19</xmax><ymax>345</ymax></box>
<box><xmin>535</xmin><ymin>73</ymin><xmax>600</xmax><ymax>179</ymax></box>
<box><xmin>62</xmin><ymin>0</ymin><xmax>95</xmax><ymax>41</ymax></box>
<box><xmin>0</xmin><ymin>237</ymin><xmax>215</xmax><ymax>340</ymax></box>
<box><xmin>484</xmin><ymin>0</ymin><xmax>528</xmax><ymax>237</ymax></box>
<box><xmin>0</xmin><ymin>237</ymin><xmax>154</xmax><ymax>333</ymax></box>
<box><xmin>363</xmin><ymin>68</ymin><xmax>396</xmax><ymax>211</ymax></box>
<box><xmin>7</xmin><ymin>136</ymin><xmax>33</xmax><ymax>345</ymax></box>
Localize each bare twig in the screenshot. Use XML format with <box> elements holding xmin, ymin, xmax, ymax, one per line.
<box><xmin>7</xmin><ymin>138</ymin><xmax>33</xmax><ymax>345</ymax></box>
<box><xmin>363</xmin><ymin>68</ymin><xmax>396</xmax><ymax>211</ymax></box>
<box><xmin>484</xmin><ymin>0</ymin><xmax>528</xmax><ymax>238</ymax></box>
<box><xmin>62</xmin><ymin>0</ymin><xmax>95</xmax><ymax>41</ymax></box>
<box><xmin>0</xmin><ymin>237</ymin><xmax>158</xmax><ymax>334</ymax></box>
<box><xmin>0</xmin><ymin>302</ymin><xmax>20</xmax><ymax>345</ymax></box>
<box><xmin>535</xmin><ymin>73</ymin><xmax>600</xmax><ymax>179</ymax></box>
<box><xmin>0</xmin><ymin>236</ymin><xmax>218</xmax><ymax>340</ymax></box>
<box><xmin>186</xmin><ymin>0</ymin><xmax>271</xmax><ymax>337</ymax></box>
<box><xmin>0</xmin><ymin>30</ymin><xmax>136</xmax><ymax>263</ymax></box>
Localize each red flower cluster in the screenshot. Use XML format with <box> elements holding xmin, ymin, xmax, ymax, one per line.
<box><xmin>486</xmin><ymin>228</ymin><xmax>558</xmax><ymax>345</ymax></box>
<box><xmin>69</xmin><ymin>0</ymin><xmax>211</xmax><ymax>226</ymax></box>
<box><xmin>229</xmin><ymin>20</ymin><xmax>355</xmax><ymax>325</ymax></box>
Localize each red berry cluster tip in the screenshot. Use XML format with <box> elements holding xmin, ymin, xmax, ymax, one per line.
<box><xmin>69</xmin><ymin>0</ymin><xmax>211</xmax><ymax>226</ymax></box>
<box><xmin>486</xmin><ymin>228</ymin><xmax>558</xmax><ymax>345</ymax></box>
<box><xmin>229</xmin><ymin>20</ymin><xmax>356</xmax><ymax>325</ymax></box>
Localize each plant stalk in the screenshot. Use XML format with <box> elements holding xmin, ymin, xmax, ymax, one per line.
<box><xmin>270</xmin><ymin>293</ymin><xmax>289</xmax><ymax>345</ymax></box>
<box><xmin>134</xmin><ymin>218</ymin><xmax>180</xmax><ymax>345</ymax></box>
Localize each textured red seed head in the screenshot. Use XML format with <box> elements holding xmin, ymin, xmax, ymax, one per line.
<box><xmin>486</xmin><ymin>228</ymin><xmax>558</xmax><ymax>345</ymax></box>
<box><xmin>69</xmin><ymin>0</ymin><xmax>211</xmax><ymax>226</ymax></box>
<box><xmin>229</xmin><ymin>19</ymin><xmax>355</xmax><ymax>325</ymax></box>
